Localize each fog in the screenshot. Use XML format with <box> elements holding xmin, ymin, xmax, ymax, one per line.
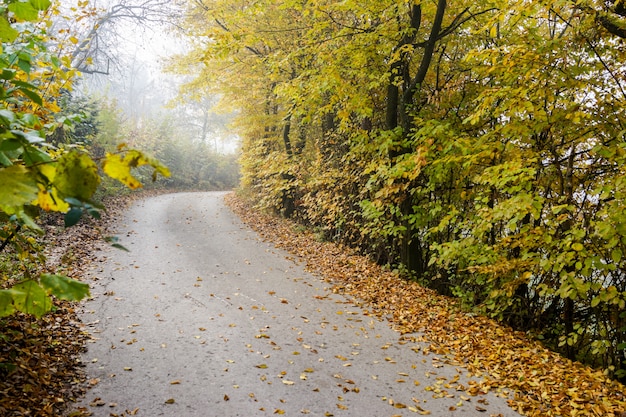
<box><xmin>60</xmin><ymin>0</ymin><xmax>240</xmax><ymax>155</ymax></box>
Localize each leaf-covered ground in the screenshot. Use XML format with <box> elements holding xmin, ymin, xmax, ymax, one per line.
<box><xmin>225</xmin><ymin>194</ymin><xmax>626</xmax><ymax>417</ymax></box>
<box><xmin>0</xmin><ymin>195</ymin><xmax>132</xmax><ymax>417</ymax></box>
<box><xmin>3</xmin><ymin>191</ymin><xmax>625</xmax><ymax>416</ymax></box>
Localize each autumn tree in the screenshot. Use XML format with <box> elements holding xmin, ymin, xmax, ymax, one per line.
<box><xmin>173</xmin><ymin>0</ymin><xmax>626</xmax><ymax>380</ymax></box>
<box><xmin>0</xmin><ymin>0</ymin><xmax>169</xmax><ymax>318</ymax></box>
<box><xmin>51</xmin><ymin>0</ymin><xmax>181</xmax><ymax>75</ymax></box>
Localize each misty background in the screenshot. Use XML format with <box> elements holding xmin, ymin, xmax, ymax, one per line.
<box><xmin>53</xmin><ymin>0</ymin><xmax>240</xmax><ymax>191</ymax></box>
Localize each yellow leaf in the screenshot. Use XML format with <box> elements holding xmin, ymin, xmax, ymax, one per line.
<box><xmin>34</xmin><ymin>185</ymin><xmax>69</xmax><ymax>212</ymax></box>
<box><xmin>416</xmin><ymin>406</ymin><xmax>431</xmax><ymax>415</ymax></box>
<box><xmin>102</xmin><ymin>150</ymin><xmax>170</xmax><ymax>190</ymax></box>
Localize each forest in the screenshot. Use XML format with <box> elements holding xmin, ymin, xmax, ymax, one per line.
<box><xmin>170</xmin><ymin>0</ymin><xmax>626</xmax><ymax>382</ymax></box>
<box><xmin>0</xmin><ymin>0</ymin><xmax>625</xmax><ymax>404</ymax></box>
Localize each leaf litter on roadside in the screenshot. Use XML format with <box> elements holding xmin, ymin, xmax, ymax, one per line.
<box><xmin>0</xmin><ymin>193</ymin><xmax>152</xmax><ymax>417</ymax></box>
<box><xmin>226</xmin><ymin>193</ymin><xmax>626</xmax><ymax>417</ymax></box>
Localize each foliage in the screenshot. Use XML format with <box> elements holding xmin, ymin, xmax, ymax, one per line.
<box><xmin>0</xmin><ymin>0</ymin><xmax>170</xmax><ymax>319</ymax></box>
<box><xmin>174</xmin><ymin>0</ymin><xmax>626</xmax><ymax>381</ymax></box>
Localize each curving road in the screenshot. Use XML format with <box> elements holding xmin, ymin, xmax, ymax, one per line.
<box><xmin>72</xmin><ymin>192</ymin><xmax>520</xmax><ymax>417</ymax></box>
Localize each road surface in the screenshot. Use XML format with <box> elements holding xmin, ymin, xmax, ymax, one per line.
<box><xmin>72</xmin><ymin>192</ymin><xmax>520</xmax><ymax>417</ymax></box>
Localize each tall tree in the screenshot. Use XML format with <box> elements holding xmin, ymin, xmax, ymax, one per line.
<box><xmin>172</xmin><ymin>0</ymin><xmax>626</xmax><ymax>381</ymax></box>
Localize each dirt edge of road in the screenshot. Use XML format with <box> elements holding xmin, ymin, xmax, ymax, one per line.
<box><xmin>0</xmin><ymin>191</ymin><xmax>157</xmax><ymax>417</ymax></box>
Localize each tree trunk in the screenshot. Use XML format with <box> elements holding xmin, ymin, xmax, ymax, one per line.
<box><xmin>386</xmin><ymin>1</ymin><xmax>446</xmax><ymax>273</ymax></box>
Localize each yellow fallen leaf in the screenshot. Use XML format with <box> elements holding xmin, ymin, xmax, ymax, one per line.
<box><xmin>415</xmin><ymin>406</ymin><xmax>431</xmax><ymax>415</ymax></box>
<box><xmin>164</xmin><ymin>398</ymin><xmax>175</xmax><ymax>404</ymax></box>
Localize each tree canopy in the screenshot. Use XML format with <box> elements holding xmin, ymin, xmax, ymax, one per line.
<box><xmin>172</xmin><ymin>0</ymin><xmax>626</xmax><ymax>381</ymax></box>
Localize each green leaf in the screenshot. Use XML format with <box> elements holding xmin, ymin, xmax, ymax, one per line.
<box><xmin>611</xmin><ymin>248</ymin><xmax>622</xmax><ymax>263</ymax></box>
<box><xmin>0</xmin><ymin>69</ymin><xmax>15</xmax><ymax>80</ymax></box>
<box><xmin>9</xmin><ymin>2</ymin><xmax>39</xmax><ymax>21</ymax></box>
<box><xmin>0</xmin><ymin>109</ymin><xmax>16</xmax><ymax>125</ymax></box>
<box><xmin>10</xmin><ymin>130</ymin><xmax>44</xmax><ymax>145</ymax></box>
<box><xmin>86</xmin><ymin>207</ymin><xmax>101</xmax><ymax>219</ymax></box>
<box><xmin>0</xmin><ymin>138</ymin><xmax>21</xmax><ymax>151</ymax></box>
<box><xmin>0</xmin><ymin>151</ymin><xmax>11</xmax><ymax>166</ymax></box>
<box><xmin>105</xmin><ymin>236</ymin><xmax>129</xmax><ymax>252</ymax></box>
<box><xmin>0</xmin><ymin>165</ymin><xmax>38</xmax><ymax>215</ymax></box>
<box><xmin>111</xmin><ymin>243</ymin><xmax>130</xmax><ymax>251</ymax></box>
<box><xmin>0</xmin><ymin>290</ymin><xmax>16</xmax><ymax>318</ymax></box>
<box><xmin>54</xmin><ymin>151</ymin><xmax>100</xmax><ymax>201</ymax></box>
<box><xmin>29</xmin><ymin>0</ymin><xmax>51</xmax><ymax>12</ymax></box>
<box><xmin>591</xmin><ymin>296</ymin><xmax>601</xmax><ymax>308</ymax></box>
<box><xmin>571</xmin><ymin>242</ymin><xmax>584</xmax><ymax>252</ymax></box>
<box><xmin>16</xmin><ymin>58</ymin><xmax>31</xmax><ymax>75</ymax></box>
<box><xmin>64</xmin><ymin>207</ymin><xmax>83</xmax><ymax>227</ymax></box>
<box><xmin>10</xmin><ymin>280</ymin><xmax>53</xmax><ymax>318</ymax></box>
<box><xmin>22</xmin><ymin>145</ymin><xmax>51</xmax><ymax>165</ymax></box>
<box><xmin>0</xmin><ymin>16</ymin><xmax>18</xmax><ymax>43</ymax></box>
<box><xmin>40</xmin><ymin>274</ymin><xmax>90</xmax><ymax>302</ymax></box>
<box><xmin>18</xmin><ymin>87</ymin><xmax>42</xmax><ymax>105</ymax></box>
<box><xmin>21</xmin><ymin>113</ymin><xmax>39</xmax><ymax>128</ymax></box>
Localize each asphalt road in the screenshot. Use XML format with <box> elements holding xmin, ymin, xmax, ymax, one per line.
<box><xmin>72</xmin><ymin>192</ymin><xmax>520</xmax><ymax>417</ymax></box>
